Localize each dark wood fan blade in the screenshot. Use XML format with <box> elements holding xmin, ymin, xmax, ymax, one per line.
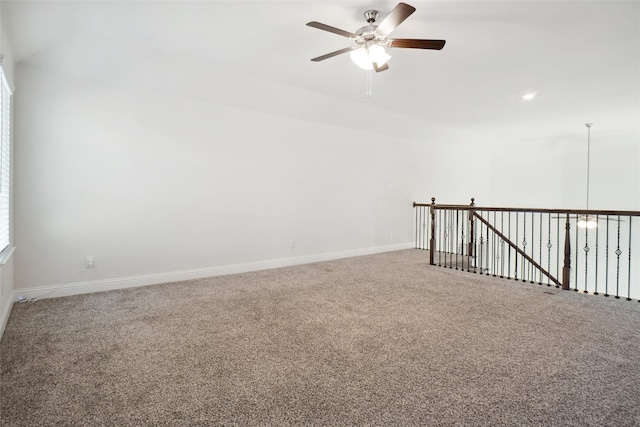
<box><xmin>375</xmin><ymin>3</ymin><xmax>416</xmax><ymax>36</ymax></box>
<box><xmin>306</xmin><ymin>21</ymin><xmax>357</xmax><ymax>39</ymax></box>
<box><xmin>310</xmin><ymin>47</ymin><xmax>353</xmax><ymax>62</ymax></box>
<box><xmin>388</xmin><ymin>39</ymin><xmax>446</xmax><ymax>50</ymax></box>
<box><xmin>373</xmin><ymin>62</ymin><xmax>389</xmax><ymax>72</ymax></box>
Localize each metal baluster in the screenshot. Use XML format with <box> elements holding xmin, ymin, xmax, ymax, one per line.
<box><xmin>455</xmin><ymin>210</ymin><xmax>459</xmax><ymax>270</ymax></box>
<box><xmin>575</xmin><ymin>216</ymin><xmax>579</xmax><ymax>291</ymax></box>
<box><xmin>501</xmin><ymin>212</ymin><xmax>505</xmax><ymax>278</ymax></box>
<box><xmin>605</xmin><ymin>215</ymin><xmax>610</xmax><ymax>297</ymax></box>
<box><xmin>486</xmin><ymin>212</ymin><xmax>490</xmax><ymax>275</ymax></box>
<box><xmin>616</xmin><ymin>216</ymin><xmax>622</xmax><ymax>299</ymax></box>
<box><xmin>522</xmin><ymin>213</ymin><xmax>527</xmax><ymax>282</ymax></box>
<box><xmin>425</xmin><ymin>206</ymin><xmax>430</xmax><ymax>250</ymax></box>
<box><xmin>539</xmin><ymin>213</ymin><xmax>543</xmax><ymax>284</ymax></box>
<box><xmin>530</xmin><ymin>212</ymin><xmax>536</xmax><ymax>283</ymax></box>
<box><xmin>417</xmin><ymin>206</ymin><xmax>421</xmax><ymax>249</ymax></box>
<box><xmin>417</xmin><ymin>206</ymin><xmax>422</xmax><ymax>249</ymax></box>
<box><xmin>594</xmin><ymin>214</ymin><xmax>599</xmax><ymax>295</ymax></box>
<box><xmin>486</xmin><ymin>211</ymin><xmax>490</xmax><ymax>276</ymax></box>
<box><xmin>420</xmin><ymin>206</ymin><xmax>425</xmax><ymax>249</ymax></box>
<box><xmin>547</xmin><ymin>213</ymin><xmax>552</xmax><ymax>286</ymax></box>
<box><xmin>462</xmin><ymin>210</ymin><xmax>467</xmax><ymax>271</ymax></box>
<box><xmin>628</xmin><ymin>217</ymin><xmax>632</xmax><ymax>301</ymax></box>
<box><xmin>556</xmin><ymin>213</ymin><xmax>560</xmax><ymax>288</ymax></box>
<box><xmin>514</xmin><ymin>213</ymin><xmax>519</xmax><ymax>281</ymax></box>
<box><xmin>584</xmin><ymin>220</ymin><xmax>590</xmax><ymax>294</ymax></box>
<box><xmin>438</xmin><ymin>208</ymin><xmax>443</xmax><ymax>266</ymax></box>
<box><xmin>449</xmin><ymin>210</ymin><xmax>454</xmax><ymax>268</ymax></box>
<box><xmin>479</xmin><ymin>211</ymin><xmax>485</xmax><ymax>275</ymax></box>
<box><xmin>492</xmin><ymin>211</ymin><xmax>500</xmax><ymax>277</ymax></box>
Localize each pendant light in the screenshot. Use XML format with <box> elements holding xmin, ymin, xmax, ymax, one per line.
<box><xmin>577</xmin><ymin>123</ymin><xmax>597</xmax><ymax>229</ymax></box>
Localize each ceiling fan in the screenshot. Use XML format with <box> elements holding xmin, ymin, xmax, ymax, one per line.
<box><xmin>306</xmin><ymin>2</ymin><xmax>446</xmax><ymax>72</ymax></box>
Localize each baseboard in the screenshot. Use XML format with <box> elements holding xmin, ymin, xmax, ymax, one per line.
<box><xmin>0</xmin><ymin>297</ymin><xmax>13</xmax><ymax>341</ymax></box>
<box><xmin>12</xmin><ymin>243</ymin><xmax>414</xmax><ymax>302</ymax></box>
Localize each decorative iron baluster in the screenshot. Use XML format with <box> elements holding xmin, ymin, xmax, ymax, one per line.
<box><xmin>628</xmin><ymin>217</ymin><xmax>632</xmax><ymax>301</ymax></box>
<box><xmin>605</xmin><ymin>215</ymin><xmax>610</xmax><ymax>297</ymax></box>
<box><xmin>420</xmin><ymin>206</ymin><xmax>427</xmax><ymax>249</ymax></box>
<box><xmin>415</xmin><ymin>205</ymin><xmax>419</xmax><ymax>248</ymax></box>
<box><xmin>501</xmin><ymin>212</ymin><xmax>505</xmax><ymax>278</ymax></box>
<box><xmin>522</xmin><ymin>213</ymin><xmax>527</xmax><ymax>282</ymax></box>
<box><xmin>486</xmin><ymin>212</ymin><xmax>491</xmax><ymax>275</ymax></box>
<box><xmin>539</xmin><ymin>213</ymin><xmax>543</xmax><ymax>284</ymax></box>
<box><xmin>547</xmin><ymin>213</ymin><xmax>552</xmax><ymax>286</ymax></box>
<box><xmin>449</xmin><ymin>210</ymin><xmax>454</xmax><ymax>268</ymax></box>
<box><xmin>507</xmin><ymin>212</ymin><xmax>518</xmax><ymax>279</ymax></box>
<box><xmin>616</xmin><ymin>216</ymin><xmax>622</xmax><ymax>299</ymax></box>
<box><xmin>438</xmin><ymin>208</ymin><xmax>442</xmax><ymax>266</ymax></box>
<box><xmin>514</xmin><ymin>213</ymin><xmax>519</xmax><ymax>280</ymax></box>
<box><xmin>493</xmin><ymin>211</ymin><xmax>500</xmax><ymax>277</ymax></box>
<box><xmin>418</xmin><ymin>205</ymin><xmax>423</xmax><ymax>249</ymax></box>
<box><xmin>530</xmin><ymin>212</ymin><xmax>536</xmax><ymax>283</ymax></box>
<box><xmin>455</xmin><ymin>210</ymin><xmax>459</xmax><ymax>270</ymax></box>
<box><xmin>556</xmin><ymin>214</ymin><xmax>560</xmax><ymax>288</ymax></box>
<box><xmin>584</xmin><ymin>222</ymin><xmax>590</xmax><ymax>294</ymax></box>
<box><xmin>479</xmin><ymin>212</ymin><xmax>485</xmax><ymax>275</ymax></box>
<box><xmin>574</xmin><ymin>216</ymin><xmax>579</xmax><ymax>291</ymax></box>
<box><xmin>594</xmin><ymin>214</ymin><xmax>599</xmax><ymax>295</ymax></box>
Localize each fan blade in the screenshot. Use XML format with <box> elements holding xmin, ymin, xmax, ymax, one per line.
<box><xmin>310</xmin><ymin>47</ymin><xmax>353</xmax><ymax>62</ymax></box>
<box><xmin>375</xmin><ymin>3</ymin><xmax>416</xmax><ymax>37</ymax></box>
<box><xmin>306</xmin><ymin>21</ymin><xmax>357</xmax><ymax>39</ymax></box>
<box><xmin>373</xmin><ymin>62</ymin><xmax>389</xmax><ymax>72</ymax></box>
<box><xmin>388</xmin><ymin>39</ymin><xmax>446</xmax><ymax>50</ymax></box>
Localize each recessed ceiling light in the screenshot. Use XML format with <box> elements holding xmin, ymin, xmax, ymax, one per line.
<box><xmin>522</xmin><ymin>92</ymin><xmax>537</xmax><ymax>100</ymax></box>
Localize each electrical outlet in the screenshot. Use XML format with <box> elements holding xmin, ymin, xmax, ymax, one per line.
<box><xmin>290</xmin><ymin>240</ymin><xmax>296</xmax><ymax>249</ymax></box>
<box><xmin>85</xmin><ymin>256</ymin><xmax>95</xmax><ymax>268</ymax></box>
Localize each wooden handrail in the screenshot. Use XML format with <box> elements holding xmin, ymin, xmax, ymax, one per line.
<box><xmin>413</xmin><ymin>202</ymin><xmax>640</xmax><ymax>217</ymax></box>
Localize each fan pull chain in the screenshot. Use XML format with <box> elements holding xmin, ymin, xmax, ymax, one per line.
<box><xmin>365</xmin><ymin>70</ymin><xmax>372</xmax><ymax>97</ymax></box>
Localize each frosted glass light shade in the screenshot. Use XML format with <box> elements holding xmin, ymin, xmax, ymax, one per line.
<box><xmin>368</xmin><ymin>45</ymin><xmax>391</xmax><ymax>66</ymax></box>
<box><xmin>350</xmin><ymin>48</ymin><xmax>373</xmax><ymax>70</ymax></box>
<box><xmin>350</xmin><ymin>45</ymin><xmax>391</xmax><ymax>70</ymax></box>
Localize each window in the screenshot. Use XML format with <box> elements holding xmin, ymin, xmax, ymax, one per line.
<box><xmin>0</xmin><ymin>64</ymin><xmax>12</xmax><ymax>255</ymax></box>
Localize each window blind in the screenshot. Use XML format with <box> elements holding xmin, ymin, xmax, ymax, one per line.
<box><xmin>0</xmin><ymin>67</ymin><xmax>12</xmax><ymax>254</ymax></box>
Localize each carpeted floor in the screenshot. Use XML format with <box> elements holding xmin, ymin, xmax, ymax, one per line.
<box><xmin>1</xmin><ymin>249</ymin><xmax>639</xmax><ymax>426</ymax></box>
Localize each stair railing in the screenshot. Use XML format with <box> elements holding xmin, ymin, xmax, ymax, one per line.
<box><xmin>413</xmin><ymin>198</ymin><xmax>640</xmax><ymax>301</ymax></box>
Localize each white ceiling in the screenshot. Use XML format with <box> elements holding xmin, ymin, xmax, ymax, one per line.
<box><xmin>2</xmin><ymin>0</ymin><xmax>639</xmax><ymax>142</ymax></box>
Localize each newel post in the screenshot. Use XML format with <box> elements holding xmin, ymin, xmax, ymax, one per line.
<box><xmin>429</xmin><ymin>197</ymin><xmax>436</xmax><ymax>265</ymax></box>
<box><xmin>562</xmin><ymin>213</ymin><xmax>571</xmax><ymax>290</ymax></box>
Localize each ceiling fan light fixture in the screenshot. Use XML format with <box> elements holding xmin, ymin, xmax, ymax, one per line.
<box><xmin>350</xmin><ymin>47</ymin><xmax>373</xmax><ymax>70</ymax></box>
<box><xmin>350</xmin><ymin>44</ymin><xmax>391</xmax><ymax>70</ymax></box>
<box><xmin>369</xmin><ymin>44</ymin><xmax>391</xmax><ymax>66</ymax></box>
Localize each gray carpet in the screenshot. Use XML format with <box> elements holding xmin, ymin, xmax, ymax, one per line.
<box><xmin>1</xmin><ymin>249</ymin><xmax>639</xmax><ymax>426</ymax></box>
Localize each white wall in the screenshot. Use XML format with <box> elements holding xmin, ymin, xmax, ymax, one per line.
<box><xmin>14</xmin><ymin>64</ymin><xmax>457</xmax><ymax>295</ymax></box>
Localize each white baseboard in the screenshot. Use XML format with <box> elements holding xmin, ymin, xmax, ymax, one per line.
<box><xmin>0</xmin><ymin>297</ymin><xmax>13</xmax><ymax>340</ymax></box>
<box><xmin>12</xmin><ymin>243</ymin><xmax>414</xmax><ymax>303</ymax></box>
